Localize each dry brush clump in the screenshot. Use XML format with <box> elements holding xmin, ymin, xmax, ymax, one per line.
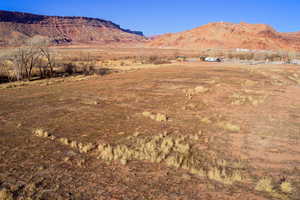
<box><xmin>280</xmin><ymin>181</ymin><xmax>293</xmax><ymax>193</ymax></box>
<box><xmin>141</xmin><ymin>55</ymin><xmax>172</xmax><ymax>65</ymax></box>
<box><xmin>255</xmin><ymin>177</ymin><xmax>292</xmax><ymax>200</ymax></box>
<box><xmin>199</xmin><ymin>115</ymin><xmax>240</xmax><ymax>132</ymax></box>
<box><xmin>231</xmin><ymin>92</ymin><xmax>267</xmax><ymax>106</ymax></box>
<box><xmin>183</xmin><ymin>86</ymin><xmax>209</xmax><ymax>99</ymax></box>
<box><xmin>142</xmin><ymin>111</ymin><xmax>168</xmax><ymax>122</ymax></box>
<box><xmin>207</xmin><ymin>167</ymin><xmax>243</xmax><ymax>185</ymax></box>
<box><xmin>58</xmin><ymin>137</ymin><xmax>96</xmax><ymax>153</ymax></box>
<box><xmin>36</xmin><ymin>129</ymin><xmax>296</xmax><ymax>192</ymax></box>
<box><xmin>31</xmin><ymin>128</ymin><xmax>299</xmax><ymax>197</ymax></box>
<box><xmin>217</xmin><ymin>121</ymin><xmax>240</xmax><ymax>132</ymax></box>
<box><xmin>33</xmin><ymin>128</ymin><xmax>56</xmax><ymax>140</ymax></box>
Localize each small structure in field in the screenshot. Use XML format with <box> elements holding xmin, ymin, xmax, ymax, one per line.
<box><xmin>204</xmin><ymin>57</ymin><xmax>222</xmax><ymax>62</ymax></box>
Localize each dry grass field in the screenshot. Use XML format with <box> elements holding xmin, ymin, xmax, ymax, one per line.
<box><xmin>0</xmin><ymin>48</ymin><xmax>300</xmax><ymax>200</ymax></box>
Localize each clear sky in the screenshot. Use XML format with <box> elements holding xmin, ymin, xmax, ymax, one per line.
<box><xmin>0</xmin><ymin>0</ymin><xmax>299</xmax><ymax>36</ymax></box>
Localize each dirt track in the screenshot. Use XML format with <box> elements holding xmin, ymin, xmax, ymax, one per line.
<box><xmin>0</xmin><ymin>62</ymin><xmax>300</xmax><ymax>200</ymax></box>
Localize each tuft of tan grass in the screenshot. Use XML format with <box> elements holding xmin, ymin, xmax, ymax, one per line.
<box><xmin>33</xmin><ymin>128</ymin><xmax>56</xmax><ymax>140</ymax></box>
<box><xmin>255</xmin><ymin>177</ymin><xmax>274</xmax><ymax>193</ymax></box>
<box><xmin>165</xmin><ymin>154</ymin><xmax>184</xmax><ymax>168</ymax></box>
<box><xmin>33</xmin><ymin>129</ymin><xmax>248</xmax><ymax>186</ymax></box>
<box><xmin>208</xmin><ymin>167</ymin><xmax>233</xmax><ymax>185</ymax></box>
<box><xmin>280</xmin><ymin>181</ymin><xmax>293</xmax><ymax>193</ymax></box>
<box><xmin>190</xmin><ymin>167</ymin><xmax>206</xmax><ymax>177</ymax></box>
<box><xmin>0</xmin><ymin>189</ymin><xmax>13</xmax><ymax>200</ymax></box>
<box><xmin>217</xmin><ymin>121</ymin><xmax>240</xmax><ymax>132</ymax></box>
<box><xmin>143</xmin><ymin>111</ymin><xmax>168</xmax><ymax>122</ymax></box>
<box><xmin>194</xmin><ymin>86</ymin><xmax>209</xmax><ymax>93</ymax></box>
<box><xmin>79</xmin><ymin>143</ymin><xmax>95</xmax><ymax>153</ymax></box>
<box><xmin>200</xmin><ymin>117</ymin><xmax>212</xmax><ymax>124</ymax></box>
<box><xmin>231</xmin><ymin>170</ymin><xmax>243</xmax><ymax>182</ymax></box>
<box><xmin>155</xmin><ymin>113</ymin><xmax>168</xmax><ymax>122</ymax></box>
<box><xmin>184</xmin><ymin>86</ymin><xmax>209</xmax><ymax>99</ymax></box>
<box><xmin>59</xmin><ymin>137</ymin><xmax>70</xmax><ymax>145</ymax></box>
<box><xmin>231</xmin><ymin>92</ymin><xmax>266</xmax><ymax>106</ymax></box>
<box><xmin>243</xmin><ymin>80</ymin><xmax>257</xmax><ymax>87</ymax></box>
<box><xmin>33</xmin><ymin>128</ymin><xmax>49</xmax><ymax>138</ymax></box>
<box><xmin>142</xmin><ymin>111</ymin><xmax>152</xmax><ymax>117</ymax></box>
<box><xmin>70</xmin><ymin>141</ymin><xmax>78</xmax><ymax>149</ymax></box>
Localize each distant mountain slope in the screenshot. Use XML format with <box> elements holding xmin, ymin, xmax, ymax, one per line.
<box><xmin>148</xmin><ymin>22</ymin><xmax>300</xmax><ymax>51</ymax></box>
<box><xmin>0</xmin><ymin>10</ymin><xmax>146</xmax><ymax>46</ymax></box>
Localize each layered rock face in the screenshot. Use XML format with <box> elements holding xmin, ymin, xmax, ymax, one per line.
<box><xmin>148</xmin><ymin>22</ymin><xmax>300</xmax><ymax>51</ymax></box>
<box><xmin>0</xmin><ymin>10</ymin><xmax>146</xmax><ymax>46</ymax></box>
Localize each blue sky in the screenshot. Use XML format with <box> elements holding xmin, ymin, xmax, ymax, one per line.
<box><xmin>0</xmin><ymin>0</ymin><xmax>299</xmax><ymax>36</ymax></box>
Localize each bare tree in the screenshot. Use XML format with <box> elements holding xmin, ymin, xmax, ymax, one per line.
<box><xmin>39</xmin><ymin>44</ymin><xmax>55</xmax><ymax>78</ymax></box>
<box><xmin>13</xmin><ymin>46</ymin><xmax>41</xmax><ymax>81</ymax></box>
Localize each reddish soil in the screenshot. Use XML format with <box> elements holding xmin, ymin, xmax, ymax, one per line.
<box><xmin>0</xmin><ymin>62</ymin><xmax>300</xmax><ymax>199</ymax></box>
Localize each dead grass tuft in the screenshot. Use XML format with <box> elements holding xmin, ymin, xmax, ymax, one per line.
<box><xmin>0</xmin><ymin>189</ymin><xmax>13</xmax><ymax>200</ymax></box>
<box><xmin>33</xmin><ymin>128</ymin><xmax>49</xmax><ymax>138</ymax></box>
<box><xmin>200</xmin><ymin>117</ymin><xmax>212</xmax><ymax>124</ymax></box>
<box><xmin>184</xmin><ymin>86</ymin><xmax>209</xmax><ymax>99</ymax></box>
<box><xmin>32</xmin><ymin>130</ymin><xmax>248</xmax><ymax>186</ymax></box>
<box><xmin>255</xmin><ymin>177</ymin><xmax>274</xmax><ymax>193</ymax></box>
<box><xmin>280</xmin><ymin>181</ymin><xmax>293</xmax><ymax>193</ymax></box>
<box><xmin>143</xmin><ymin>111</ymin><xmax>168</xmax><ymax>122</ymax></box>
<box><xmin>33</xmin><ymin>128</ymin><xmax>56</xmax><ymax>140</ymax></box>
<box><xmin>79</xmin><ymin>142</ymin><xmax>95</xmax><ymax>153</ymax></box>
<box><xmin>217</xmin><ymin>121</ymin><xmax>240</xmax><ymax>132</ymax></box>
<box><xmin>231</xmin><ymin>92</ymin><xmax>266</xmax><ymax>106</ymax></box>
<box><xmin>59</xmin><ymin>137</ymin><xmax>70</xmax><ymax>145</ymax></box>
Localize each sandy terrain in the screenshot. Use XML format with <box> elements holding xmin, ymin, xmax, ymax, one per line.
<box><xmin>0</xmin><ymin>61</ymin><xmax>300</xmax><ymax>200</ymax></box>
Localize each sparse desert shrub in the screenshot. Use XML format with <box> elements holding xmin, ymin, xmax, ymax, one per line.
<box><xmin>82</xmin><ymin>65</ymin><xmax>95</xmax><ymax>75</ymax></box>
<box><xmin>94</xmin><ymin>68</ymin><xmax>112</xmax><ymax>76</ymax></box>
<box><xmin>63</xmin><ymin>63</ymin><xmax>77</xmax><ymax>75</ymax></box>
<box><xmin>147</xmin><ymin>55</ymin><xmax>170</xmax><ymax>65</ymax></box>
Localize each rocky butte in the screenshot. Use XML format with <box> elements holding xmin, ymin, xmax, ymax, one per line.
<box><xmin>0</xmin><ymin>10</ymin><xmax>146</xmax><ymax>46</ymax></box>
<box><xmin>147</xmin><ymin>22</ymin><xmax>300</xmax><ymax>51</ymax></box>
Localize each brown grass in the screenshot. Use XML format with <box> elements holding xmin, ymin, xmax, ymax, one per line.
<box><xmin>32</xmin><ymin>129</ymin><xmax>248</xmax><ymax>186</ymax></box>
